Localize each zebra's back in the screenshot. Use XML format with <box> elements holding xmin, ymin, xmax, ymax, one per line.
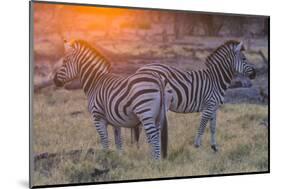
<box><xmin>137</xmin><ymin>64</ymin><xmax>211</xmax><ymax>113</ymax></box>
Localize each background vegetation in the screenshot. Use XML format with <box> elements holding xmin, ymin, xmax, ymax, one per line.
<box><xmin>33</xmin><ymin>89</ymin><xmax>268</xmax><ymax>185</ymax></box>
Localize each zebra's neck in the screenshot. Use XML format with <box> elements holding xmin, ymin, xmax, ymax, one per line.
<box><xmin>77</xmin><ymin>50</ymin><xmax>111</xmax><ymax>96</ymax></box>
<box><xmin>205</xmin><ymin>50</ymin><xmax>235</xmax><ymax>98</ymax></box>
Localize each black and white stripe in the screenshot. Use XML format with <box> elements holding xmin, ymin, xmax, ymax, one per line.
<box><xmin>54</xmin><ymin>40</ymin><xmax>169</xmax><ymax>159</ymax></box>
<box><xmin>136</xmin><ymin>40</ymin><xmax>256</xmax><ymax>151</ymax></box>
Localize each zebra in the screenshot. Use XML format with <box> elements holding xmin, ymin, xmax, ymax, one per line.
<box><xmin>135</xmin><ymin>40</ymin><xmax>256</xmax><ymax>152</ymax></box>
<box><xmin>53</xmin><ymin>39</ymin><xmax>170</xmax><ymax>159</ymax></box>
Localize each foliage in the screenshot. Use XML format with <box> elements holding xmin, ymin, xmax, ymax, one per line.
<box><xmin>32</xmin><ymin>89</ymin><xmax>268</xmax><ymax>186</ymax></box>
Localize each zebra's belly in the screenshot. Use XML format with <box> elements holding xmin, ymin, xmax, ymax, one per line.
<box><xmin>106</xmin><ymin>113</ymin><xmax>139</xmax><ymax>128</ymax></box>
<box><xmin>170</xmin><ymin>107</ymin><xmax>201</xmax><ymax>113</ymax></box>
<box><xmin>170</xmin><ymin>101</ymin><xmax>203</xmax><ymax>113</ymax></box>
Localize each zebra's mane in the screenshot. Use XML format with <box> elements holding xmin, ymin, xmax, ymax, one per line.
<box><xmin>205</xmin><ymin>40</ymin><xmax>245</xmax><ymax>67</ymax></box>
<box><xmin>71</xmin><ymin>39</ymin><xmax>112</xmax><ymax>68</ymax></box>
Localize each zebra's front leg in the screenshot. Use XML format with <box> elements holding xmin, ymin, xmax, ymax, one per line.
<box><xmin>210</xmin><ymin>112</ymin><xmax>218</xmax><ymax>152</ymax></box>
<box><xmin>194</xmin><ymin>111</ymin><xmax>211</xmax><ymax>148</ymax></box>
<box><xmin>93</xmin><ymin>116</ymin><xmax>109</xmax><ymax>150</ymax></box>
<box><xmin>113</xmin><ymin>127</ymin><xmax>122</xmax><ymax>152</ymax></box>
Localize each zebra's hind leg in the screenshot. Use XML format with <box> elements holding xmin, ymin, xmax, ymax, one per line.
<box><xmin>210</xmin><ymin>112</ymin><xmax>218</xmax><ymax>152</ymax></box>
<box><xmin>130</xmin><ymin>125</ymin><xmax>141</xmax><ymax>148</ymax></box>
<box><xmin>113</xmin><ymin>127</ymin><xmax>122</xmax><ymax>152</ymax></box>
<box><xmin>93</xmin><ymin>116</ymin><xmax>109</xmax><ymax>150</ymax></box>
<box><xmin>136</xmin><ymin>115</ymin><xmax>161</xmax><ymax>160</ymax></box>
<box><xmin>134</xmin><ymin>126</ymin><xmax>141</xmax><ymax>149</ymax></box>
<box><xmin>146</xmin><ymin>125</ymin><xmax>161</xmax><ymax>160</ymax></box>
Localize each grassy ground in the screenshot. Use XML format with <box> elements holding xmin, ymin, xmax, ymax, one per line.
<box><xmin>32</xmin><ymin>88</ymin><xmax>268</xmax><ymax>186</ymax></box>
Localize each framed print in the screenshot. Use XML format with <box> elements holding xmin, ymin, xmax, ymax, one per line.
<box><xmin>30</xmin><ymin>0</ymin><xmax>269</xmax><ymax>188</ymax></box>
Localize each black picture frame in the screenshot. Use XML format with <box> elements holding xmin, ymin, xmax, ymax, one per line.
<box><xmin>29</xmin><ymin>0</ymin><xmax>270</xmax><ymax>188</ymax></box>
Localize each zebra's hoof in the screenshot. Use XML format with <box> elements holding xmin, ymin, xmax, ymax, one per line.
<box><xmin>194</xmin><ymin>144</ymin><xmax>200</xmax><ymax>148</ymax></box>
<box><xmin>211</xmin><ymin>145</ymin><xmax>219</xmax><ymax>152</ymax></box>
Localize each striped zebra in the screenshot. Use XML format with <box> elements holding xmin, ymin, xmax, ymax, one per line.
<box><xmin>53</xmin><ymin>39</ymin><xmax>170</xmax><ymax>159</ymax></box>
<box><xmin>135</xmin><ymin>40</ymin><xmax>256</xmax><ymax>152</ymax></box>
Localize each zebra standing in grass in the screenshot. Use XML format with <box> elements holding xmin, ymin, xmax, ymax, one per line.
<box><xmin>53</xmin><ymin>39</ymin><xmax>170</xmax><ymax>160</ymax></box>
<box><xmin>135</xmin><ymin>40</ymin><xmax>256</xmax><ymax>152</ymax></box>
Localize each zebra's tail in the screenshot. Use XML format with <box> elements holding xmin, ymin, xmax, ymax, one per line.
<box><xmin>161</xmin><ymin>107</ymin><xmax>168</xmax><ymax>159</ymax></box>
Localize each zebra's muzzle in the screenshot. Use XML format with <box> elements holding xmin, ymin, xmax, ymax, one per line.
<box><xmin>249</xmin><ymin>69</ymin><xmax>256</xmax><ymax>80</ymax></box>
<box><xmin>53</xmin><ymin>74</ymin><xmax>64</xmax><ymax>87</ymax></box>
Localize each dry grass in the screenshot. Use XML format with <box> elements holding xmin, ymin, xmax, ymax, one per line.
<box><xmin>32</xmin><ymin>88</ymin><xmax>268</xmax><ymax>186</ymax></box>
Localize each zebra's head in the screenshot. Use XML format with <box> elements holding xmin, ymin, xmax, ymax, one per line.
<box><xmin>232</xmin><ymin>41</ymin><xmax>256</xmax><ymax>79</ymax></box>
<box><xmin>53</xmin><ymin>40</ymin><xmax>79</xmax><ymax>87</ymax></box>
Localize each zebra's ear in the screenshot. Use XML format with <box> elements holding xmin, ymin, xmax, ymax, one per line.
<box><xmin>64</xmin><ymin>39</ymin><xmax>74</xmax><ymax>53</ymax></box>
<box><xmin>235</xmin><ymin>41</ymin><xmax>244</xmax><ymax>52</ymax></box>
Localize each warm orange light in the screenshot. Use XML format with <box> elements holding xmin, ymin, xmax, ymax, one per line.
<box><xmin>34</xmin><ymin>2</ymin><xmax>155</xmax><ymax>34</ymax></box>
<box><xmin>73</xmin><ymin>6</ymin><xmax>127</xmax><ymax>17</ymax></box>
